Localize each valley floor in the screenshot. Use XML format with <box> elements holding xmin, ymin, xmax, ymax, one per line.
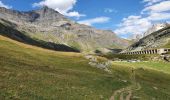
<box><xmin>0</xmin><ymin>35</ymin><xmax>170</xmax><ymax>100</ymax></box>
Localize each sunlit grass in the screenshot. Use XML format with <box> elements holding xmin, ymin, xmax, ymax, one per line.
<box><xmin>0</xmin><ymin>35</ymin><xmax>170</xmax><ymax>99</ymax></box>
<box><xmin>0</xmin><ymin>35</ymin><xmax>128</xmax><ymax>99</ymax></box>
<box><xmin>112</xmin><ymin>61</ymin><xmax>170</xmax><ymax>74</ymax></box>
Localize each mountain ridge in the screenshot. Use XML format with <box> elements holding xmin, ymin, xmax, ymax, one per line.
<box><xmin>0</xmin><ymin>6</ymin><xmax>130</xmax><ymax>53</ymax></box>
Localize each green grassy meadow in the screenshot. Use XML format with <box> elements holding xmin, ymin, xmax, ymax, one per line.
<box><xmin>0</xmin><ymin>35</ymin><xmax>129</xmax><ymax>100</ymax></box>
<box><xmin>0</xmin><ymin>35</ymin><xmax>170</xmax><ymax>100</ymax></box>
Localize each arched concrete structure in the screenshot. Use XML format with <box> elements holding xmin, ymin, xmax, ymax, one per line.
<box><xmin>120</xmin><ymin>48</ymin><xmax>170</xmax><ymax>55</ymax></box>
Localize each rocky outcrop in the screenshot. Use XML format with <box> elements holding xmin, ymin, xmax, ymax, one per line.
<box><xmin>123</xmin><ymin>25</ymin><xmax>170</xmax><ymax>52</ymax></box>
<box><xmin>0</xmin><ymin>6</ymin><xmax>130</xmax><ymax>52</ymax></box>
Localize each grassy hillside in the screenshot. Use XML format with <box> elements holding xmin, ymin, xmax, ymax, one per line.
<box><xmin>0</xmin><ymin>35</ymin><xmax>170</xmax><ymax>99</ymax></box>
<box><xmin>111</xmin><ymin>62</ymin><xmax>170</xmax><ymax>99</ymax></box>
<box><xmin>0</xmin><ymin>35</ymin><xmax>129</xmax><ymax>100</ymax></box>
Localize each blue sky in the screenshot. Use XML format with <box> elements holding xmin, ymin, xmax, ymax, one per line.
<box><xmin>0</xmin><ymin>0</ymin><xmax>170</xmax><ymax>38</ymax></box>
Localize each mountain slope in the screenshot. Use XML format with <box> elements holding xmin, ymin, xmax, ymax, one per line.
<box><xmin>0</xmin><ymin>7</ymin><xmax>130</xmax><ymax>52</ymax></box>
<box><xmin>1</xmin><ymin>35</ymin><xmax>170</xmax><ymax>99</ymax></box>
<box><xmin>123</xmin><ymin>25</ymin><xmax>170</xmax><ymax>52</ymax></box>
<box><xmin>0</xmin><ymin>20</ymin><xmax>80</xmax><ymax>52</ymax></box>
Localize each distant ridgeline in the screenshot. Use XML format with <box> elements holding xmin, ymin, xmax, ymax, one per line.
<box><xmin>121</xmin><ymin>25</ymin><xmax>170</xmax><ymax>55</ymax></box>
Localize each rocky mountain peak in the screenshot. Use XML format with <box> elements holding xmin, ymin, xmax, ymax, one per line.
<box><xmin>0</xmin><ymin>6</ymin><xmax>65</xmax><ymax>24</ymax></box>
<box><xmin>0</xmin><ymin>7</ymin><xmax>130</xmax><ymax>52</ymax></box>
<box><xmin>36</xmin><ymin>6</ymin><xmax>60</xmax><ymax>15</ymax></box>
<box><xmin>144</xmin><ymin>23</ymin><xmax>169</xmax><ymax>37</ymax></box>
<box><xmin>29</xmin><ymin>6</ymin><xmax>69</xmax><ymax>26</ymax></box>
<box><xmin>41</xmin><ymin>6</ymin><xmax>53</xmax><ymax>11</ymax></box>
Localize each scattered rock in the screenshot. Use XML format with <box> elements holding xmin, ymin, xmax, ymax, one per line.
<box><xmin>153</xmin><ymin>86</ymin><xmax>158</xmax><ymax>90</ymax></box>
<box><xmin>121</xmin><ymin>80</ymin><xmax>128</xmax><ymax>83</ymax></box>
<box><xmin>85</xmin><ymin>55</ymin><xmax>112</xmax><ymax>73</ymax></box>
<box><xmin>132</xmin><ymin>96</ymin><xmax>141</xmax><ymax>99</ymax></box>
<box><xmin>99</xmin><ymin>95</ymin><xmax>104</xmax><ymax>99</ymax></box>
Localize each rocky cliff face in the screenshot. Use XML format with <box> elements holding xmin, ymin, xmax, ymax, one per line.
<box><xmin>0</xmin><ymin>7</ymin><xmax>129</xmax><ymax>52</ymax></box>
<box><xmin>143</xmin><ymin>23</ymin><xmax>169</xmax><ymax>37</ymax></box>
<box><xmin>122</xmin><ymin>25</ymin><xmax>170</xmax><ymax>52</ymax></box>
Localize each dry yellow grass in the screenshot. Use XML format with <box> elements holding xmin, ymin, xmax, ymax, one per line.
<box><xmin>0</xmin><ymin>35</ymin><xmax>81</xmax><ymax>57</ymax></box>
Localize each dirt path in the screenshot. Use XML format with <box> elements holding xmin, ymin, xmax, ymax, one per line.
<box><xmin>109</xmin><ymin>83</ymin><xmax>141</xmax><ymax>100</ymax></box>
<box><xmin>109</xmin><ymin>86</ymin><xmax>132</xmax><ymax>100</ymax></box>
<box><xmin>109</xmin><ymin>88</ymin><xmax>123</xmax><ymax>100</ymax></box>
<box><xmin>119</xmin><ymin>91</ymin><xmax>124</xmax><ymax>100</ymax></box>
<box><xmin>86</xmin><ymin>56</ymin><xmax>142</xmax><ymax>100</ymax></box>
<box><xmin>110</xmin><ymin>68</ymin><xmax>141</xmax><ymax>100</ymax></box>
<box><xmin>125</xmin><ymin>91</ymin><xmax>132</xmax><ymax>100</ymax></box>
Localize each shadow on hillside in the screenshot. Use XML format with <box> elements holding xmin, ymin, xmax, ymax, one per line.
<box><xmin>0</xmin><ymin>21</ymin><xmax>80</xmax><ymax>52</ymax></box>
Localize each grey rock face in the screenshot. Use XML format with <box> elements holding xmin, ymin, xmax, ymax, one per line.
<box><xmin>123</xmin><ymin>25</ymin><xmax>170</xmax><ymax>52</ymax></box>
<box><xmin>144</xmin><ymin>23</ymin><xmax>169</xmax><ymax>37</ymax></box>
<box><xmin>0</xmin><ymin>6</ymin><xmax>130</xmax><ymax>52</ymax></box>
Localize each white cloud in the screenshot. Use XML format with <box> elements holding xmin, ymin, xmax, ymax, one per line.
<box><xmin>115</xmin><ymin>15</ymin><xmax>152</xmax><ymax>35</ymax></box>
<box><xmin>143</xmin><ymin>0</ymin><xmax>162</xmax><ymax>3</ymax></box>
<box><xmin>143</xmin><ymin>0</ymin><xmax>162</xmax><ymax>6</ymax></box>
<box><xmin>143</xmin><ymin>0</ymin><xmax>170</xmax><ymax>13</ymax></box>
<box><xmin>33</xmin><ymin>0</ymin><xmax>85</xmax><ymax>18</ymax></box>
<box><xmin>64</xmin><ymin>11</ymin><xmax>86</xmax><ymax>18</ymax></box>
<box><xmin>115</xmin><ymin>0</ymin><xmax>170</xmax><ymax>38</ymax></box>
<box><xmin>0</xmin><ymin>1</ymin><xmax>11</xmax><ymax>9</ymax></box>
<box><xmin>148</xmin><ymin>12</ymin><xmax>170</xmax><ymax>20</ymax></box>
<box><xmin>78</xmin><ymin>17</ymin><xmax>110</xmax><ymax>26</ymax></box>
